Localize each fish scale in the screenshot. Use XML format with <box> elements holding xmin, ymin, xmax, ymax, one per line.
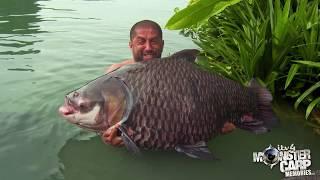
<box><xmin>118</xmin><ymin>57</ymin><xmax>256</xmax><ymax>150</ymax></box>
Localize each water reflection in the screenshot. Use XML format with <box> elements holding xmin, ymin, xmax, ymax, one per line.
<box><xmin>0</xmin><ymin>0</ymin><xmax>44</xmax><ymax>55</ymax></box>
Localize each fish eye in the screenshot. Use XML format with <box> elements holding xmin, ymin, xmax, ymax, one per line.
<box><xmin>73</xmin><ymin>92</ymin><xmax>79</xmax><ymax>98</ymax></box>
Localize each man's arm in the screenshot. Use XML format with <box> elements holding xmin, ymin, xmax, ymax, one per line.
<box><xmin>105</xmin><ymin>59</ymin><xmax>135</xmax><ymax>73</ymax></box>
<box><xmin>102</xmin><ymin>59</ymin><xmax>135</xmax><ymax>147</ymax></box>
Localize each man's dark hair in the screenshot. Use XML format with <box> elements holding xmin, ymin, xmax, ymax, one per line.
<box><xmin>130</xmin><ymin>20</ymin><xmax>162</xmax><ymax>40</ymax></box>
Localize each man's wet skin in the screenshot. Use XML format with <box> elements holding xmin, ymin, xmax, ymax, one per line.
<box><xmin>102</xmin><ymin>123</ymin><xmax>123</xmax><ymax>146</ymax></box>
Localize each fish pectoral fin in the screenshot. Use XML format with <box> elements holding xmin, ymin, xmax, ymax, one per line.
<box><xmin>118</xmin><ymin>125</ymin><xmax>141</xmax><ymax>155</ymax></box>
<box><xmin>175</xmin><ymin>141</ymin><xmax>217</xmax><ymax>160</ymax></box>
<box><xmin>238</xmin><ymin>118</ymin><xmax>269</xmax><ymax>134</ymax></box>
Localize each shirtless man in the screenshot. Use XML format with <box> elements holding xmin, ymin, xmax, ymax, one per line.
<box><xmin>102</xmin><ymin>20</ymin><xmax>164</xmax><ymax>146</ymax></box>
<box><xmin>102</xmin><ymin>20</ymin><xmax>235</xmax><ymax>147</ymax></box>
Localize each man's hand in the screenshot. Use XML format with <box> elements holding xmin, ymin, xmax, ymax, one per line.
<box><xmin>221</xmin><ymin>122</ymin><xmax>236</xmax><ymax>134</ymax></box>
<box><xmin>101</xmin><ymin>123</ymin><xmax>124</xmax><ymax>147</ymax></box>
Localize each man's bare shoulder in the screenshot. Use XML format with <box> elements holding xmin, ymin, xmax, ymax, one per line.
<box><xmin>105</xmin><ymin>59</ymin><xmax>135</xmax><ymax>73</ymax></box>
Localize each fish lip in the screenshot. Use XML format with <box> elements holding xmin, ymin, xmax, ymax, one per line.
<box><xmin>58</xmin><ymin>97</ymin><xmax>79</xmax><ymax>117</ymax></box>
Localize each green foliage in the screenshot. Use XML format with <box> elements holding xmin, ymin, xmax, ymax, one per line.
<box><xmin>285</xmin><ymin>64</ymin><xmax>300</xmax><ymax>89</ymax></box>
<box><xmin>172</xmin><ymin>0</ymin><xmax>277</xmax><ymax>86</ymax></box>
<box><xmin>294</xmin><ymin>61</ymin><xmax>320</xmax><ymax>68</ymax></box>
<box><xmin>166</xmin><ymin>0</ymin><xmax>320</xmax><ymax>122</ymax></box>
<box><xmin>286</xmin><ymin>0</ymin><xmax>320</xmax><ymax>119</ymax></box>
<box><xmin>294</xmin><ymin>82</ymin><xmax>320</xmax><ymax>109</ymax></box>
<box><xmin>165</xmin><ymin>0</ymin><xmax>241</xmax><ymax>30</ymax></box>
<box><xmin>306</xmin><ymin>97</ymin><xmax>320</xmax><ymax>119</ymax></box>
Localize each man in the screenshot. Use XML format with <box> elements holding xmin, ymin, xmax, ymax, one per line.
<box><xmin>102</xmin><ymin>20</ymin><xmax>235</xmax><ymax>147</ymax></box>
<box><xmin>102</xmin><ymin>20</ymin><xmax>164</xmax><ymax>146</ymax></box>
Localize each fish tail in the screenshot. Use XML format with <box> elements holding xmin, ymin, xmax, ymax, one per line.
<box><xmin>237</xmin><ymin>79</ymin><xmax>278</xmax><ymax>134</ymax></box>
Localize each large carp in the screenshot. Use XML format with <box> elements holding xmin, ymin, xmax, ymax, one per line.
<box><xmin>58</xmin><ymin>49</ymin><xmax>277</xmax><ymax>159</ymax></box>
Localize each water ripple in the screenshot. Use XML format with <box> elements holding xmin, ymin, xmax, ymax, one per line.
<box><xmin>40</xmin><ymin>7</ymin><xmax>76</xmax><ymax>12</ymax></box>
<box><xmin>45</xmin><ymin>16</ymin><xmax>101</xmax><ymax>21</ymax></box>
<box><xmin>0</xmin><ymin>49</ymin><xmax>41</xmax><ymax>55</ymax></box>
<box><xmin>7</xmin><ymin>68</ymin><xmax>35</xmax><ymax>72</ymax></box>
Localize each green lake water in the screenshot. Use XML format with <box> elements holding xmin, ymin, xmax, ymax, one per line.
<box><xmin>0</xmin><ymin>0</ymin><xmax>319</xmax><ymax>180</ymax></box>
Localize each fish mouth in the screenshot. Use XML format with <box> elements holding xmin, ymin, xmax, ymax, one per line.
<box><xmin>59</xmin><ymin>97</ymin><xmax>78</xmax><ymax>117</ymax></box>
<box><xmin>58</xmin><ymin>104</ymin><xmax>97</xmax><ymax>129</ymax></box>
<box><xmin>59</xmin><ymin>104</ymin><xmax>77</xmax><ymax>117</ymax></box>
<box><xmin>58</xmin><ymin>98</ymin><xmax>105</xmax><ymax>131</ymax></box>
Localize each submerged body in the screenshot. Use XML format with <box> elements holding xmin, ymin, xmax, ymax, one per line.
<box><xmin>59</xmin><ymin>49</ymin><xmax>277</xmax><ymax>159</ymax></box>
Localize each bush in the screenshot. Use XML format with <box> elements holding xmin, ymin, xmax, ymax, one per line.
<box><xmin>166</xmin><ymin>0</ymin><xmax>320</xmax><ymax>127</ymax></box>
